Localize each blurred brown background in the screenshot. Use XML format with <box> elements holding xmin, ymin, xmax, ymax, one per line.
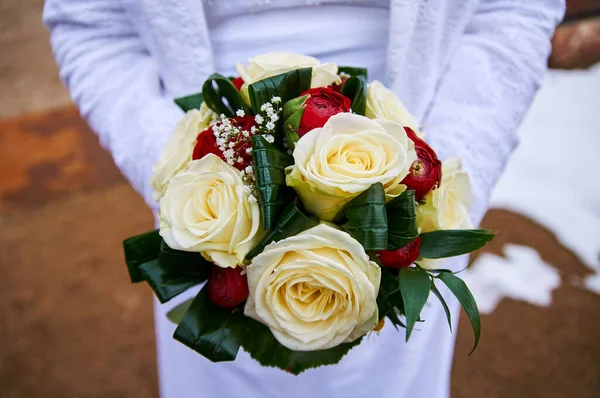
<box><xmin>1</xmin><ymin>0</ymin><xmax>599</xmax><ymax>397</ymax></box>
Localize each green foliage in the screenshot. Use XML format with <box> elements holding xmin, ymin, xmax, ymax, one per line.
<box><xmin>251</xmin><ymin>135</ymin><xmax>294</xmax><ymax>230</ymax></box>
<box><xmin>202</xmin><ymin>73</ymin><xmax>250</xmax><ymax>117</ymax></box>
<box><xmin>420</xmin><ymin>229</ymin><xmax>495</xmax><ymax>259</ymax></box>
<box><xmin>386</xmin><ymin>190</ymin><xmax>418</xmax><ymax>250</ymax></box>
<box><xmin>174</xmin><ymin>93</ymin><xmax>204</xmax><ymax>112</ymax></box>
<box><xmin>336</xmin><ymin>183</ymin><xmax>388</xmax><ymax>251</ymax></box>
<box><xmin>340</xmin><ymin>75</ymin><xmax>367</xmax><ymax>115</ymax></box>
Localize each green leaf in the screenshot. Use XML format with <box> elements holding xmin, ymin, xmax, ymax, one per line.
<box><xmin>239</xmin><ymin>318</ymin><xmax>362</xmax><ymax>375</ymax></box>
<box><xmin>123</xmin><ymin>230</ymin><xmax>162</xmax><ymax>283</ymax></box>
<box><xmin>172</xmin><ymin>286</ymin><xmax>363</xmax><ymax>374</ymax></box>
<box><xmin>173</xmin><ymin>288</ymin><xmax>245</xmax><ymax>362</ymax></box>
<box><xmin>430</xmin><ymin>279</ymin><xmax>452</xmax><ymax>333</ymax></box>
<box><xmin>140</xmin><ymin>241</ymin><xmax>211</xmax><ymax>303</ymax></box>
<box><xmin>246</xmin><ymin>199</ymin><xmax>318</xmax><ymax>260</ymax></box>
<box><xmin>202</xmin><ymin>73</ymin><xmax>250</xmax><ymax>117</ymax></box>
<box><xmin>436</xmin><ymin>271</ymin><xmax>481</xmax><ymax>354</ymax></box>
<box><xmin>282</xmin><ymin>94</ymin><xmax>308</xmax><ymax>150</ymax></box>
<box><xmin>167</xmin><ymin>298</ymin><xmax>193</xmax><ymax>324</ymax></box>
<box><xmin>340</xmin><ymin>75</ymin><xmax>367</xmax><ymax>115</ymax></box>
<box><xmin>251</xmin><ymin>135</ymin><xmax>294</xmax><ymax>230</ymax></box>
<box><xmin>398</xmin><ymin>267</ymin><xmax>431</xmax><ymax>340</ymax></box>
<box><xmin>419</xmin><ymin>229</ymin><xmax>495</xmax><ymax>259</ymax></box>
<box><xmin>249</xmin><ymin>68</ymin><xmax>312</xmax><ymax>116</ymax></box>
<box><xmin>336</xmin><ymin>183</ymin><xmax>388</xmax><ymax>251</ymax></box>
<box><xmin>386</xmin><ymin>190</ymin><xmax>418</xmax><ymax>250</ymax></box>
<box><xmin>337</xmin><ymin>66</ymin><xmax>368</xmax><ymax>79</ymax></box>
<box><xmin>174</xmin><ymin>92</ymin><xmax>204</xmax><ymax>112</ymax></box>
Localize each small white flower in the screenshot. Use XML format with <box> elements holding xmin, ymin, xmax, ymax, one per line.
<box><xmin>245</xmin><ymin>165</ymin><xmax>254</xmax><ymax>175</ymax></box>
<box><xmin>270</xmin><ymin>114</ymin><xmax>279</xmax><ymax>122</ymax></box>
<box><xmin>229</xmin><ymin>141</ymin><xmax>236</xmax><ymax>149</ymax></box>
<box><xmin>248</xmin><ymin>194</ymin><xmax>258</xmax><ymax>203</ymax></box>
<box><xmin>250</xmin><ymin>126</ymin><xmax>257</xmax><ymax>134</ymax></box>
<box><xmin>260</xmin><ymin>103</ymin><xmax>269</xmax><ymax>112</ymax></box>
<box><xmin>237</xmin><ymin>156</ymin><xmax>244</xmax><ymax>163</ymax></box>
<box><xmin>271</xmin><ymin>96</ymin><xmax>281</xmax><ymax>104</ymax></box>
<box><xmin>255</xmin><ymin>115</ymin><xmax>264</xmax><ymax>125</ymax></box>
<box><xmin>265</xmin><ymin>134</ymin><xmax>275</xmax><ymax>143</ymax></box>
<box><xmin>236</xmin><ymin>109</ymin><xmax>246</xmax><ymax>117</ymax></box>
<box><xmin>246</xmin><ymin>148</ymin><xmax>253</xmax><ymax>154</ymax></box>
<box><xmin>242</xmin><ymin>130</ymin><xmax>250</xmax><ymax>138</ymax></box>
<box><xmin>265</xmin><ymin>121</ymin><xmax>275</xmax><ymax>131</ymax></box>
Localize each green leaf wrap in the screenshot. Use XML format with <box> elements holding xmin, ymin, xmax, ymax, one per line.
<box><xmin>123</xmin><ymin>230</ymin><xmax>162</xmax><ymax>283</ymax></box>
<box><xmin>251</xmin><ymin>135</ymin><xmax>294</xmax><ymax>230</ymax></box>
<box><xmin>172</xmin><ymin>286</ymin><xmax>361</xmax><ymax>374</ymax></box>
<box><xmin>246</xmin><ymin>199</ymin><xmax>318</xmax><ymax>260</ymax></box>
<box><xmin>436</xmin><ymin>271</ymin><xmax>481</xmax><ymax>353</ymax></box>
<box><xmin>173</xmin><ymin>288</ymin><xmax>245</xmax><ymax>362</ymax></box>
<box><xmin>336</xmin><ymin>183</ymin><xmax>388</xmax><ymax>251</ymax></box>
<box><xmin>140</xmin><ymin>241</ymin><xmax>212</xmax><ymax>303</ymax></box>
<box><xmin>419</xmin><ymin>229</ymin><xmax>495</xmax><ymax>259</ymax></box>
<box><xmin>174</xmin><ymin>92</ymin><xmax>204</xmax><ymax>112</ymax></box>
<box><xmin>386</xmin><ymin>190</ymin><xmax>418</xmax><ymax>250</ymax></box>
<box><xmin>398</xmin><ymin>267</ymin><xmax>431</xmax><ymax>340</ymax></box>
<box><xmin>202</xmin><ymin>73</ymin><xmax>250</xmax><ymax>117</ymax></box>
<box><xmin>248</xmin><ymin>68</ymin><xmax>312</xmax><ymax>117</ymax></box>
<box><xmin>340</xmin><ymin>75</ymin><xmax>367</xmax><ymax>115</ymax></box>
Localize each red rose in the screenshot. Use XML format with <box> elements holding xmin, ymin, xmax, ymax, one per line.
<box><xmin>192</xmin><ymin>116</ymin><xmax>256</xmax><ymax>170</ymax></box>
<box><xmin>207</xmin><ymin>266</ymin><xmax>249</xmax><ymax>309</ymax></box>
<box><xmin>401</xmin><ymin>128</ymin><xmax>442</xmax><ymax>201</ymax></box>
<box><xmin>284</xmin><ymin>87</ymin><xmax>351</xmax><ymax>138</ymax></box>
<box><xmin>192</xmin><ymin>126</ymin><xmax>221</xmax><ymax>161</ymax></box>
<box><xmin>377</xmin><ymin>237</ymin><xmax>421</xmax><ymax>270</ymax></box>
<box><xmin>232</xmin><ymin>76</ymin><xmax>244</xmax><ymax>91</ymax></box>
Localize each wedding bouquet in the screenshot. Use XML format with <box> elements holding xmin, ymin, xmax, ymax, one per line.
<box><xmin>123</xmin><ymin>52</ymin><xmax>494</xmax><ymax>374</ymax></box>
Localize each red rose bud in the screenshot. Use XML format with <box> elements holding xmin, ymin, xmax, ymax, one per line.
<box><xmin>282</xmin><ymin>87</ymin><xmax>351</xmax><ymax>144</ymax></box>
<box><xmin>207</xmin><ymin>266</ymin><xmax>249</xmax><ymax>309</ymax></box>
<box><xmin>192</xmin><ymin>116</ymin><xmax>256</xmax><ymax>170</ymax></box>
<box><xmin>401</xmin><ymin>127</ymin><xmax>442</xmax><ymax>201</ymax></box>
<box><xmin>231</xmin><ymin>76</ymin><xmax>244</xmax><ymax>91</ymax></box>
<box><xmin>377</xmin><ymin>238</ymin><xmax>421</xmax><ymax>270</ymax></box>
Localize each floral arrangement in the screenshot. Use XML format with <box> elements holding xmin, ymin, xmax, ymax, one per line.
<box><xmin>123</xmin><ymin>52</ymin><xmax>494</xmax><ymax>374</ymax></box>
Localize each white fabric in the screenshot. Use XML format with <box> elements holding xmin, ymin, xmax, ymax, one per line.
<box><xmin>207</xmin><ymin>4</ymin><xmax>390</xmax><ymax>81</ymax></box>
<box><xmin>43</xmin><ymin>0</ymin><xmax>565</xmax><ymax>397</ymax></box>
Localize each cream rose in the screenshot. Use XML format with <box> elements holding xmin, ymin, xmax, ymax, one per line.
<box><xmin>159</xmin><ymin>154</ymin><xmax>261</xmax><ymax>268</ymax></box>
<box><xmin>286</xmin><ymin>113</ymin><xmax>417</xmax><ymax>221</ymax></box>
<box><xmin>365</xmin><ymin>81</ymin><xmax>421</xmax><ymax>134</ymax></box>
<box><xmin>150</xmin><ymin>103</ymin><xmax>217</xmax><ymax>200</ymax></box>
<box><xmin>417</xmin><ymin>157</ymin><xmax>473</xmax><ymax>233</ymax></box>
<box><xmin>236</xmin><ymin>52</ymin><xmax>341</xmax><ymax>101</ymax></box>
<box><xmin>244</xmin><ymin>224</ymin><xmax>381</xmax><ymax>351</ymax></box>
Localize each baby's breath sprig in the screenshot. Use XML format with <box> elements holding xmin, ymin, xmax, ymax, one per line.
<box><xmin>211</xmin><ymin>96</ymin><xmax>283</xmax><ymax>204</ymax></box>
<box><xmin>254</xmin><ymin>96</ymin><xmax>282</xmax><ymax>144</ymax></box>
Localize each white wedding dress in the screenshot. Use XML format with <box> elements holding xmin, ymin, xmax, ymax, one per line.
<box><xmin>43</xmin><ymin>0</ymin><xmax>565</xmax><ymax>396</ymax></box>
<box><xmin>153</xmin><ymin>3</ymin><xmax>463</xmax><ymax>397</ymax></box>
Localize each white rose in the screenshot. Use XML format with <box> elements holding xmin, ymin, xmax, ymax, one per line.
<box><xmin>244</xmin><ymin>224</ymin><xmax>381</xmax><ymax>351</ymax></box>
<box><xmin>159</xmin><ymin>154</ymin><xmax>261</xmax><ymax>268</ymax></box>
<box><xmin>365</xmin><ymin>81</ymin><xmax>421</xmax><ymax>134</ymax></box>
<box><xmin>236</xmin><ymin>52</ymin><xmax>341</xmax><ymax>100</ymax></box>
<box><xmin>287</xmin><ymin>113</ymin><xmax>417</xmax><ymax>221</ymax></box>
<box><xmin>150</xmin><ymin>103</ymin><xmax>217</xmax><ymax>200</ymax></box>
<box><xmin>417</xmin><ymin>157</ymin><xmax>473</xmax><ymax>233</ymax></box>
